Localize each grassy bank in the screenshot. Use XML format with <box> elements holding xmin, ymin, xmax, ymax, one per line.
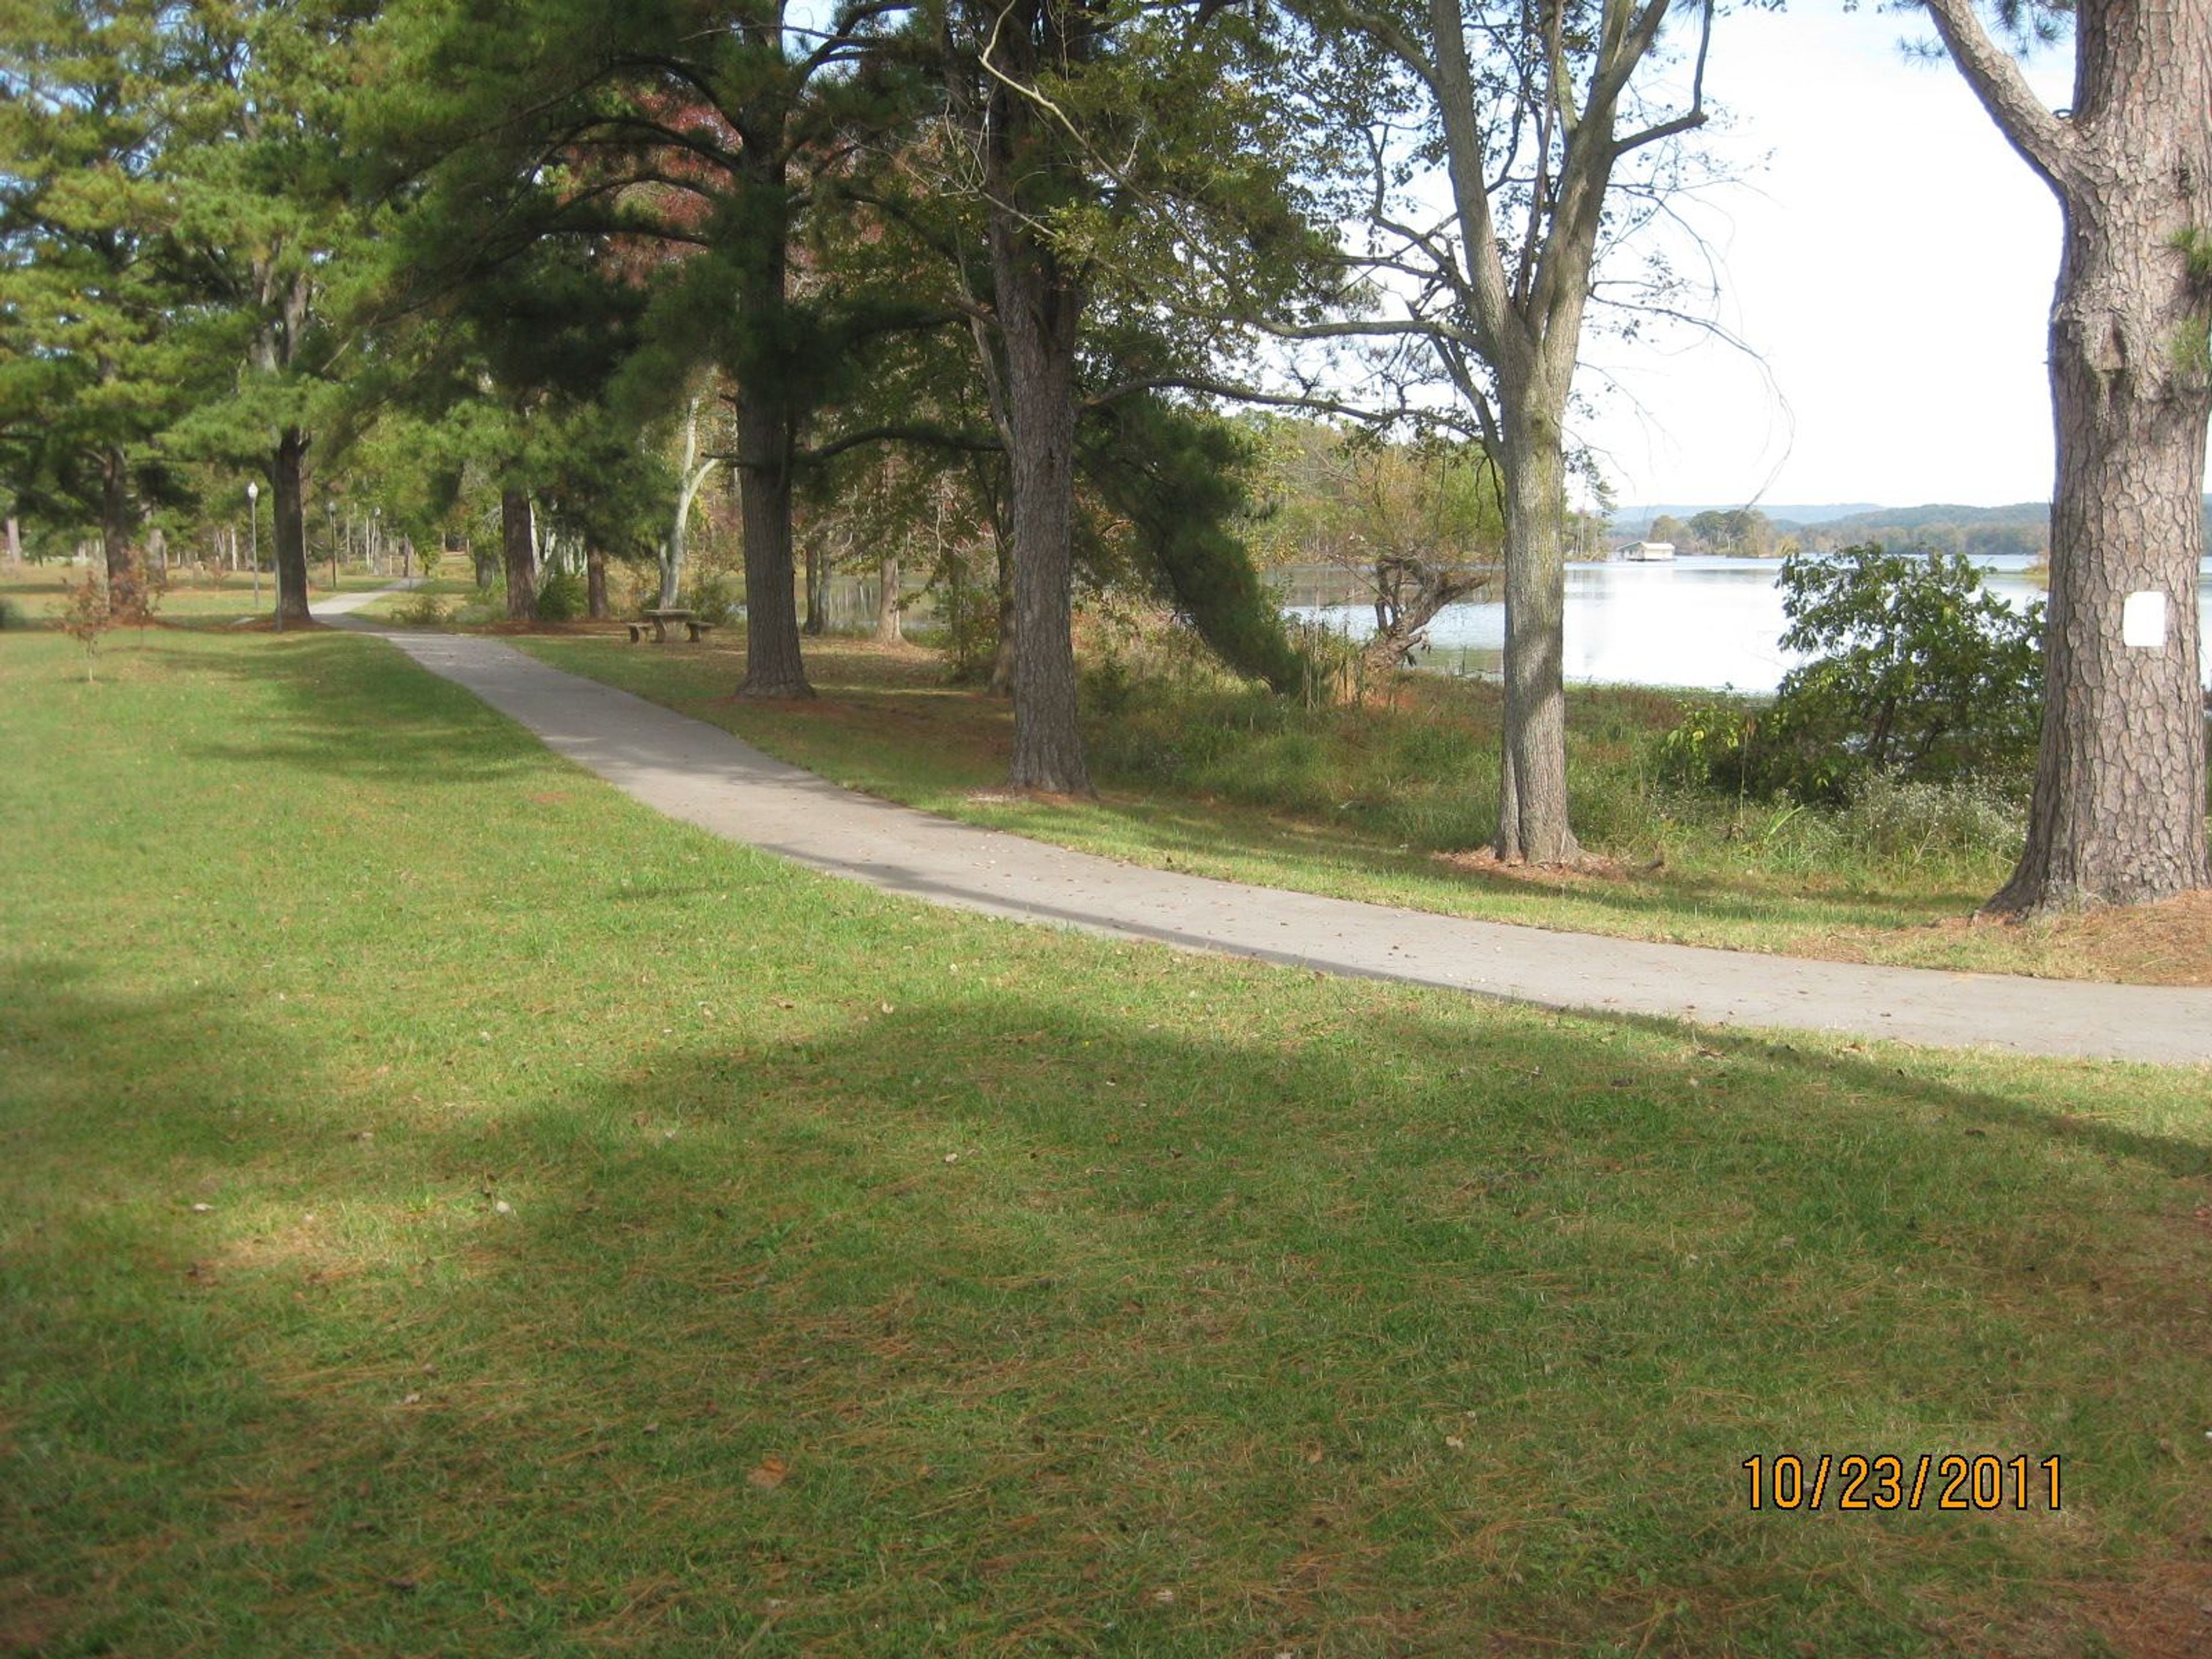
<box><xmin>5</xmin><ymin>624</ymin><xmax>2212</xmax><ymax>1656</ymax></box>
<box><xmin>510</xmin><ymin>628</ymin><xmax>2209</xmax><ymax>984</ymax></box>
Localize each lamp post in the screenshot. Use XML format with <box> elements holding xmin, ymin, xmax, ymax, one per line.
<box><xmin>247</xmin><ymin>480</ymin><xmax>260</xmax><ymax>616</ymax></box>
<box><xmin>326</xmin><ymin>497</ymin><xmax>338</xmax><ymax>587</ymax></box>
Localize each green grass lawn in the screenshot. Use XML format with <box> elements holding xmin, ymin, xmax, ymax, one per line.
<box><xmin>509</xmin><ymin>630</ymin><xmax>2209</xmax><ymax>984</ymax></box>
<box><xmin>6</xmin><ymin>624</ymin><xmax>2211</xmax><ymax>1657</ymax></box>
<box><xmin>0</xmin><ymin>562</ymin><xmax>406</xmax><ymax>626</ymax></box>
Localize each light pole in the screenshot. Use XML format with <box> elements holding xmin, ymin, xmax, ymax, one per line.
<box><xmin>326</xmin><ymin>497</ymin><xmax>338</xmax><ymax>587</ymax></box>
<box><xmin>247</xmin><ymin>480</ymin><xmax>260</xmax><ymax>616</ymax></box>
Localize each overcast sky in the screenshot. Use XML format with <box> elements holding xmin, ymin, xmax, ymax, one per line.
<box><xmin>1571</xmin><ymin>0</ymin><xmax>2078</xmax><ymax>512</ymax></box>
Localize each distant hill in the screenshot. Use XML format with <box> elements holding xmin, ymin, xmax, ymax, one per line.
<box><xmin>1823</xmin><ymin>502</ymin><xmax>2047</xmax><ymax>533</ymax></box>
<box><xmin>1613</xmin><ymin>503</ymin><xmax>1880</xmax><ymax>531</ymax></box>
<box><xmin>1617</xmin><ymin>497</ymin><xmax>2212</xmax><ymax>557</ymax></box>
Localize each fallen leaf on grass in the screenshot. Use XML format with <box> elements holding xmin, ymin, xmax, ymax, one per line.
<box><xmin>747</xmin><ymin>1457</ymin><xmax>789</xmax><ymax>1491</ymax></box>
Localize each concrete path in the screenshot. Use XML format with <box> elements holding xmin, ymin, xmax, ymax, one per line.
<box><xmin>319</xmin><ymin>609</ymin><xmax>2212</xmax><ymax>1065</ymax></box>
<box><xmin>315</xmin><ymin>578</ymin><xmax>420</xmax><ymax>617</ymax></box>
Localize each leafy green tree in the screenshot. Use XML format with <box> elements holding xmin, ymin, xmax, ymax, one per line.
<box><xmin>1246</xmin><ymin>418</ymin><xmax>1501</xmax><ymax>677</ymax></box>
<box><xmin>936</xmin><ymin>0</ymin><xmax>1332</xmax><ymax>791</ymax></box>
<box><xmin>362</xmin><ymin>0</ymin><xmax>932</xmax><ymax>693</ymax></box>
<box><xmin>1285</xmin><ymin>0</ymin><xmax>1719</xmax><ymax>861</ymax></box>
<box><xmin>0</xmin><ymin>0</ymin><xmax>215</xmax><ymax>582</ymax></box>
<box><xmin>1081</xmin><ymin>397</ymin><xmax>1310</xmax><ymax>695</ymax></box>
<box><xmin>1661</xmin><ymin>544</ymin><xmax>2044</xmax><ymax>805</ymax></box>
<box><xmin>155</xmin><ymin>0</ymin><xmax>378</xmax><ymax>626</ymax></box>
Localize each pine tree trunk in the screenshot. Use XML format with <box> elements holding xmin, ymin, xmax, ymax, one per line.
<box><xmin>501</xmin><ymin>488</ymin><xmax>538</xmax><ymax>622</ymax></box>
<box><xmin>734</xmin><ymin>387</ymin><xmax>813</xmax><ymax>698</ymax></box>
<box><xmin>586</xmin><ymin>546</ymin><xmax>610</xmax><ymax>620</ymax></box>
<box><xmin>875</xmin><ymin>551</ymin><xmax>902</xmax><ymax>643</ymax></box>
<box><xmin>731</xmin><ymin>162</ymin><xmax>813</xmax><ymax>699</ymax></box>
<box><xmin>1991</xmin><ymin>0</ymin><xmax>2211</xmax><ymax>911</ymax></box>
<box><xmin>5</xmin><ymin>516</ymin><xmax>19</xmax><ymax>562</ymax></box>
<box><xmin>271</xmin><ymin>427</ymin><xmax>313</xmax><ymax>628</ymax></box>
<box><xmin>100</xmin><ymin>445</ymin><xmax>131</xmax><ymax>586</ymax></box>
<box><xmin>991</xmin><ymin>228</ymin><xmax>1091</xmax><ymax>793</ymax></box>
<box><xmin>1494</xmin><ymin>398</ymin><xmax>1580</xmax><ymax>863</ymax></box>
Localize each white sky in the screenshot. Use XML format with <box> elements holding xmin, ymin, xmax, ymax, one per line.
<box><xmin>1573</xmin><ymin>0</ymin><xmax>2078</xmax><ymax>511</ymax></box>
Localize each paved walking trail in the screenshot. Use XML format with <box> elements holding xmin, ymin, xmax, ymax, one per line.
<box><xmin>320</xmin><ymin>595</ymin><xmax>2212</xmax><ymax>1064</ymax></box>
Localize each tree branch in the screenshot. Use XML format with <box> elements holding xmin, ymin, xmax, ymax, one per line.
<box><xmin>1918</xmin><ymin>0</ymin><xmax>2074</xmax><ymax>191</ymax></box>
<box><xmin>790</xmin><ymin>423</ymin><xmax>1003</xmax><ymax>465</ymax></box>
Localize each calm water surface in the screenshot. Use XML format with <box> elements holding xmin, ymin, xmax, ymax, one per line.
<box><xmin>1279</xmin><ymin>555</ymin><xmax>2212</xmax><ymax>692</ymax></box>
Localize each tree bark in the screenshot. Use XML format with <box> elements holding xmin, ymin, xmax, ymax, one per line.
<box><xmin>733</xmin><ymin>385</ymin><xmax>813</xmax><ymax>697</ymax></box>
<box><xmin>271</xmin><ymin>427</ymin><xmax>313</xmax><ymax>628</ymax></box>
<box><xmin>730</xmin><ymin>157</ymin><xmax>813</xmax><ymax>699</ymax></box>
<box><xmin>990</xmin><ymin>523</ymin><xmax>1016</xmax><ymax>696</ymax></box>
<box><xmin>663</xmin><ymin>397</ymin><xmax>713</xmax><ymax>611</ymax></box>
<box><xmin>1987</xmin><ymin>0</ymin><xmax>2212</xmax><ymax>911</ymax></box>
<box><xmin>875</xmin><ymin>551</ymin><xmax>902</xmax><ymax>643</ymax></box>
<box><xmin>5</xmin><ymin>516</ymin><xmax>20</xmax><ymax>563</ymax></box>
<box><xmin>991</xmin><ymin>223</ymin><xmax>1091</xmax><ymax>792</ymax></box>
<box><xmin>1494</xmin><ymin>396</ymin><xmax>1580</xmax><ymax>863</ymax></box>
<box><xmin>803</xmin><ymin>536</ymin><xmax>826</xmax><ymax>635</ymax></box>
<box><xmin>501</xmin><ymin>487</ymin><xmax>538</xmax><ymax>622</ymax></box>
<box><xmin>586</xmin><ymin>546</ymin><xmax>610</xmax><ymax>620</ymax></box>
<box><xmin>969</xmin><ymin>0</ymin><xmax>1093</xmax><ymax>790</ymax></box>
<box><xmin>100</xmin><ymin>445</ymin><xmax>131</xmax><ymax>586</ymax></box>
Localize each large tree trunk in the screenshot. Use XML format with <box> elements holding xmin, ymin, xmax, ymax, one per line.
<box><xmin>501</xmin><ymin>487</ymin><xmax>538</xmax><ymax>622</ymax></box>
<box><xmin>1494</xmin><ymin>395</ymin><xmax>1580</xmax><ymax>863</ymax></box>
<box><xmin>875</xmin><ymin>551</ymin><xmax>902</xmax><ymax>643</ymax></box>
<box><xmin>100</xmin><ymin>445</ymin><xmax>131</xmax><ymax>586</ymax></box>
<box><xmin>731</xmin><ymin>166</ymin><xmax>813</xmax><ymax>700</ymax></box>
<box><xmin>733</xmin><ymin>387</ymin><xmax>812</xmax><ymax>698</ymax></box>
<box><xmin>586</xmin><ymin>546</ymin><xmax>610</xmax><ymax>620</ymax></box>
<box><xmin>1989</xmin><ymin>1</ymin><xmax>2211</xmax><ymax>911</ymax></box>
<box><xmin>990</xmin><ymin>222</ymin><xmax>1091</xmax><ymax>793</ymax></box>
<box><xmin>271</xmin><ymin>427</ymin><xmax>313</xmax><ymax>629</ymax></box>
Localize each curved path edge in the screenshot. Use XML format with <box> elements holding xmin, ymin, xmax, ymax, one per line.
<box><xmin>325</xmin><ymin>611</ymin><xmax>2212</xmax><ymax>1065</ymax></box>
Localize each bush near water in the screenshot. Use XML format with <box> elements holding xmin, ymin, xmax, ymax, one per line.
<box><xmin>1657</xmin><ymin>542</ymin><xmax>2044</xmax><ymax>806</ymax></box>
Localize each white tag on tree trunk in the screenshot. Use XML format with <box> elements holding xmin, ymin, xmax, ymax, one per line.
<box><xmin>2121</xmin><ymin>590</ymin><xmax>2168</xmax><ymax>650</ymax></box>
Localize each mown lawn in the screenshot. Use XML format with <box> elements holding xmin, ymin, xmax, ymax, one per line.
<box><xmin>512</xmin><ymin>628</ymin><xmax>2212</xmax><ymax>984</ymax></box>
<box><xmin>5</xmin><ymin>624</ymin><xmax>2211</xmax><ymax>1657</ymax></box>
<box><xmin>0</xmin><ymin>563</ymin><xmax>401</xmax><ymax>626</ymax></box>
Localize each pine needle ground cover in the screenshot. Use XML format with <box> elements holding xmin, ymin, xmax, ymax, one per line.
<box><xmin>514</xmin><ymin>631</ymin><xmax>2210</xmax><ymax>984</ymax></box>
<box><xmin>5</xmin><ymin>626</ymin><xmax>2211</xmax><ymax>1657</ymax></box>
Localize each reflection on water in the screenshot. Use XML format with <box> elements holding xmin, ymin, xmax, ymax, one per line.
<box><xmin>1279</xmin><ymin>555</ymin><xmax>2212</xmax><ymax>693</ymax></box>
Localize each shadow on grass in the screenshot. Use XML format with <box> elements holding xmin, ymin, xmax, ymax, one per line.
<box><xmin>7</xmin><ymin>941</ymin><xmax>2210</xmax><ymax>1657</ymax></box>
<box><xmin>143</xmin><ymin>632</ymin><xmax>542</xmax><ymax>788</ymax></box>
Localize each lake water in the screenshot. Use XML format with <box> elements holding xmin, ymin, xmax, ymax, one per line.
<box><xmin>1278</xmin><ymin>555</ymin><xmax>2212</xmax><ymax>693</ymax></box>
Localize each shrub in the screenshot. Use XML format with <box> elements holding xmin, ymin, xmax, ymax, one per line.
<box><xmin>535</xmin><ymin>567</ymin><xmax>586</xmax><ymax>622</ymax></box>
<box><xmin>1661</xmin><ymin>543</ymin><xmax>2042</xmax><ymax>805</ymax></box>
<box><xmin>58</xmin><ymin>570</ymin><xmax>112</xmax><ymax>679</ymax></box>
<box><xmin>683</xmin><ymin>571</ymin><xmax>743</xmax><ymax>627</ymax></box>
<box><xmin>1652</xmin><ymin>694</ymin><xmax>1760</xmax><ymax>794</ymax></box>
<box><xmin>1836</xmin><ymin>770</ymin><xmax>2024</xmax><ymax>867</ymax></box>
<box><xmin>391</xmin><ymin>592</ymin><xmax>450</xmax><ymax>627</ymax></box>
